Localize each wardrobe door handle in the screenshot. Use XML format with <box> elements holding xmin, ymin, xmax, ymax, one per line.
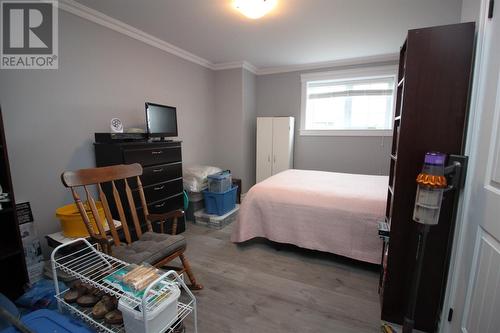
<box><xmin>274</xmin><ymin>155</ymin><xmax>276</xmax><ymax>163</ymax></box>
<box><xmin>268</xmin><ymin>155</ymin><xmax>270</xmax><ymax>162</ymax></box>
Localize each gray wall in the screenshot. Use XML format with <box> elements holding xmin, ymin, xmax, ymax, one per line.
<box><xmin>242</xmin><ymin>69</ymin><xmax>257</xmax><ymax>191</ymax></box>
<box><xmin>256</xmin><ymin>62</ymin><xmax>395</xmax><ymax>176</ymax></box>
<box><xmin>461</xmin><ymin>0</ymin><xmax>482</xmax><ymax>22</ymax></box>
<box><xmin>0</xmin><ymin>11</ymin><xmax>216</xmax><ymax>251</ymax></box>
<box><xmin>214</xmin><ymin>68</ymin><xmax>244</xmax><ymax>187</ymax></box>
<box><xmin>213</xmin><ymin>68</ymin><xmax>256</xmax><ymax>192</ymax></box>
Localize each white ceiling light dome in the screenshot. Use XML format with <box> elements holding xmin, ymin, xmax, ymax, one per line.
<box><xmin>234</xmin><ymin>0</ymin><xmax>278</xmax><ymax>19</ymax></box>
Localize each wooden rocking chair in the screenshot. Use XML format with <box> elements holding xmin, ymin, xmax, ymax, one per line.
<box><xmin>61</xmin><ymin>163</ymin><xmax>203</xmax><ymax>290</ymax></box>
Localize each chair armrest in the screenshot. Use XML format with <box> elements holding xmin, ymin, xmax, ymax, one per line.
<box><xmin>147</xmin><ymin>209</ymin><xmax>184</xmax><ymax>235</ymax></box>
<box><xmin>147</xmin><ymin>209</ymin><xmax>185</xmax><ymax>222</ymax></box>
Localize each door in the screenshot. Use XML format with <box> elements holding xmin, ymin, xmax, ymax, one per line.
<box><xmin>443</xmin><ymin>2</ymin><xmax>500</xmax><ymax>332</ymax></box>
<box><xmin>272</xmin><ymin>117</ymin><xmax>293</xmax><ymax>175</ymax></box>
<box><xmin>256</xmin><ymin>117</ymin><xmax>273</xmax><ymax>183</ymax></box>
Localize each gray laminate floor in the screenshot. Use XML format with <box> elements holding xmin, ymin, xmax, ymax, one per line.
<box><xmin>181</xmin><ymin>222</ymin><xmax>381</xmax><ymax>333</ymax></box>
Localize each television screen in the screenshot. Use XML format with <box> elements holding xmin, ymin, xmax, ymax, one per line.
<box><xmin>145</xmin><ymin>102</ymin><xmax>178</xmax><ymax>137</ymax></box>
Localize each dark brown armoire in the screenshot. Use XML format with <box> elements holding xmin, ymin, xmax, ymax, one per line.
<box><xmin>0</xmin><ymin>107</ymin><xmax>29</xmax><ymax>299</ymax></box>
<box><xmin>380</xmin><ymin>23</ymin><xmax>475</xmax><ymax>332</ymax></box>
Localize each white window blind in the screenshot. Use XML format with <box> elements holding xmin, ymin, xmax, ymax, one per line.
<box><xmin>300</xmin><ymin>67</ymin><xmax>397</xmax><ymax>136</ymax></box>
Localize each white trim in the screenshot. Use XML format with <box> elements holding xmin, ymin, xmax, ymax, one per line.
<box><xmin>439</xmin><ymin>1</ymin><xmax>489</xmax><ymax>332</ymax></box>
<box><xmin>212</xmin><ymin>61</ymin><xmax>244</xmax><ymax>71</ymax></box>
<box><xmin>257</xmin><ymin>53</ymin><xmax>399</xmax><ymax>75</ymax></box>
<box><xmin>300</xmin><ymin>65</ymin><xmax>398</xmax><ymax>82</ymax></box>
<box><xmin>57</xmin><ymin>0</ymin><xmax>214</xmax><ymax>69</ymax></box>
<box><xmin>299</xmin><ymin>129</ymin><xmax>393</xmax><ymax>137</ymax></box>
<box><xmin>243</xmin><ymin>61</ymin><xmax>258</xmax><ymax>74</ymax></box>
<box><xmin>212</xmin><ymin>60</ymin><xmax>258</xmax><ymax>74</ymax></box>
<box><xmin>300</xmin><ymin>65</ymin><xmax>398</xmax><ymax>137</ymax></box>
<box><xmin>484</xmin><ymin>70</ymin><xmax>500</xmax><ymax>187</ymax></box>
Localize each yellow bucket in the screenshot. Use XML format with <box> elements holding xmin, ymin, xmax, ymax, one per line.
<box><xmin>56</xmin><ymin>202</ymin><xmax>107</xmax><ymax>238</ymax></box>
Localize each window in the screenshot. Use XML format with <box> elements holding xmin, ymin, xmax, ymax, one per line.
<box><xmin>300</xmin><ymin>66</ymin><xmax>397</xmax><ymax>136</ymax></box>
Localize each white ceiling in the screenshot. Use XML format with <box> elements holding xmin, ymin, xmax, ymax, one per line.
<box><xmin>72</xmin><ymin>0</ymin><xmax>463</xmax><ymax>71</ymax></box>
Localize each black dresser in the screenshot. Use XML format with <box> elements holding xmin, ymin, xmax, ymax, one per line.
<box><xmin>94</xmin><ymin>140</ymin><xmax>185</xmax><ymax>234</ymax></box>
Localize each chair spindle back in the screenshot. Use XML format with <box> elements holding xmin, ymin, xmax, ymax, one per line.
<box><xmin>61</xmin><ymin>164</ymin><xmax>152</xmax><ymax>253</ymax></box>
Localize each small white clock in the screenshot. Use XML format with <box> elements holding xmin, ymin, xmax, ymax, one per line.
<box><xmin>110</xmin><ymin>118</ymin><xmax>123</xmax><ymax>133</ymax></box>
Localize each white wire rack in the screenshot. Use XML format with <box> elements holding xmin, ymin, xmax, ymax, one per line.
<box><xmin>55</xmin><ymin>291</ymin><xmax>125</xmax><ymax>333</ymax></box>
<box><xmin>50</xmin><ymin>238</ymin><xmax>197</xmax><ymax>333</ymax></box>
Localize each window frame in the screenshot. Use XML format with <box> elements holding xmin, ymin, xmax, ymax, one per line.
<box><xmin>300</xmin><ymin>65</ymin><xmax>398</xmax><ymax>137</ymax></box>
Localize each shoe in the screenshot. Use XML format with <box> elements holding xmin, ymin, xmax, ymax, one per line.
<box><xmin>172</xmin><ymin>322</ymin><xmax>185</xmax><ymax>333</ymax></box>
<box><xmin>104</xmin><ymin>309</ymin><xmax>123</xmax><ymax>325</ymax></box>
<box><xmin>92</xmin><ymin>295</ymin><xmax>118</xmax><ymax>319</ymax></box>
<box><xmin>63</xmin><ymin>281</ymin><xmax>87</xmax><ymax>303</ymax></box>
<box><xmin>76</xmin><ymin>294</ymin><xmax>100</xmax><ymax>307</ymax></box>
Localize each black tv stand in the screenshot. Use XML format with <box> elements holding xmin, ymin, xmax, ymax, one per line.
<box><xmin>148</xmin><ymin>137</ymin><xmax>175</xmax><ymax>143</ymax></box>
<box><xmin>95</xmin><ymin>132</ymin><xmax>147</xmax><ymax>143</ymax></box>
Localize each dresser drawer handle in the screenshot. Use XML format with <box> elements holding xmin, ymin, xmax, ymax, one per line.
<box><xmin>151</xmin><ymin>150</ymin><xmax>163</xmax><ymax>155</ymax></box>
<box><xmin>153</xmin><ymin>185</ymin><xmax>165</xmax><ymax>191</ymax></box>
<box><xmin>154</xmin><ymin>202</ymin><xmax>166</xmax><ymax>208</ymax></box>
<box><xmin>152</xmin><ymin>168</ymin><xmax>164</xmax><ymax>173</ymax></box>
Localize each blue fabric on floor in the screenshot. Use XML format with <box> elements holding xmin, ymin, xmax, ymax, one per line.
<box><xmin>15</xmin><ymin>279</ymin><xmax>67</xmax><ymax>311</ymax></box>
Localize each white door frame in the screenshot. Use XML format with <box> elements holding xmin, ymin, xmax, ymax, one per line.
<box><xmin>439</xmin><ymin>0</ymin><xmax>491</xmax><ymax>331</ymax></box>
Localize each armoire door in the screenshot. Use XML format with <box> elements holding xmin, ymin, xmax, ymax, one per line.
<box><xmin>256</xmin><ymin>117</ymin><xmax>273</xmax><ymax>183</ymax></box>
<box><xmin>272</xmin><ymin>117</ymin><xmax>293</xmax><ymax>175</ymax></box>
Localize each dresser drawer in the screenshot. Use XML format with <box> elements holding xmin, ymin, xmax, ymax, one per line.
<box><xmin>135</xmin><ymin>178</ymin><xmax>183</xmax><ymax>204</ymax></box>
<box><xmin>123</xmin><ymin>146</ymin><xmax>181</xmax><ymax>166</ymax></box>
<box><xmin>128</xmin><ymin>162</ymin><xmax>182</xmax><ymax>188</ymax></box>
<box><xmin>145</xmin><ymin>194</ymin><xmax>184</xmax><ymax>214</ymax></box>
<box><xmin>142</xmin><ymin>162</ymin><xmax>182</xmax><ymax>186</ymax></box>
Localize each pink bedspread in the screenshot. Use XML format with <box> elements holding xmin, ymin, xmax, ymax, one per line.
<box><xmin>231</xmin><ymin>169</ymin><xmax>388</xmax><ymax>264</ymax></box>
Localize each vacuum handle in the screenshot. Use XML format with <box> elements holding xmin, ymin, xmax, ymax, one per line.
<box><xmin>0</xmin><ymin>307</ymin><xmax>33</xmax><ymax>333</ymax></box>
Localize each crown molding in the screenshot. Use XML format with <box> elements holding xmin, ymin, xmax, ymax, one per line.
<box><xmin>58</xmin><ymin>0</ymin><xmax>215</xmax><ymax>69</ymax></box>
<box><xmin>56</xmin><ymin>0</ymin><xmax>398</xmax><ymax>76</ymax></box>
<box><xmin>242</xmin><ymin>61</ymin><xmax>258</xmax><ymax>74</ymax></box>
<box><xmin>212</xmin><ymin>61</ymin><xmax>258</xmax><ymax>74</ymax></box>
<box><xmin>212</xmin><ymin>61</ymin><xmax>243</xmax><ymax>71</ymax></box>
<box><xmin>255</xmin><ymin>53</ymin><xmax>399</xmax><ymax>75</ymax></box>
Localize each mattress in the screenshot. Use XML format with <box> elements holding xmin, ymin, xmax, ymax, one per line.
<box><xmin>231</xmin><ymin>169</ymin><xmax>388</xmax><ymax>264</ymax></box>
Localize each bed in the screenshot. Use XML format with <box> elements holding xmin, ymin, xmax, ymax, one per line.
<box><xmin>231</xmin><ymin>169</ymin><xmax>388</xmax><ymax>264</ymax></box>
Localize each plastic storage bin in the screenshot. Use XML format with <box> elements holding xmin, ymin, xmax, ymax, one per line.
<box><xmin>186</xmin><ymin>191</ymin><xmax>205</xmax><ymax>222</ymax></box>
<box><xmin>0</xmin><ymin>309</ymin><xmax>93</xmax><ymax>333</ymax></box>
<box><xmin>118</xmin><ymin>285</ymin><xmax>180</xmax><ymax>333</ymax></box>
<box><xmin>203</xmin><ymin>186</ymin><xmax>237</xmax><ymax>216</ymax></box>
<box><xmin>207</xmin><ymin>171</ymin><xmax>232</xmax><ymax>193</ymax></box>
<box><xmin>194</xmin><ymin>205</ymin><xmax>239</xmax><ymax>229</ymax></box>
<box><xmin>55</xmin><ymin>202</ymin><xmax>106</xmax><ymax>237</ymax></box>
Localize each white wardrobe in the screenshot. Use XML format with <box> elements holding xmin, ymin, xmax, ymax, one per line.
<box><xmin>256</xmin><ymin>117</ymin><xmax>295</xmax><ymax>183</ymax></box>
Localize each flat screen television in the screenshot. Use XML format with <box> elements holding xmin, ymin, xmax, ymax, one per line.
<box><xmin>145</xmin><ymin>102</ymin><xmax>178</xmax><ymax>138</ymax></box>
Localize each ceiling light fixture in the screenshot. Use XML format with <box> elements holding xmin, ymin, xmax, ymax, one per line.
<box><xmin>234</xmin><ymin>0</ymin><xmax>277</xmax><ymax>19</ymax></box>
